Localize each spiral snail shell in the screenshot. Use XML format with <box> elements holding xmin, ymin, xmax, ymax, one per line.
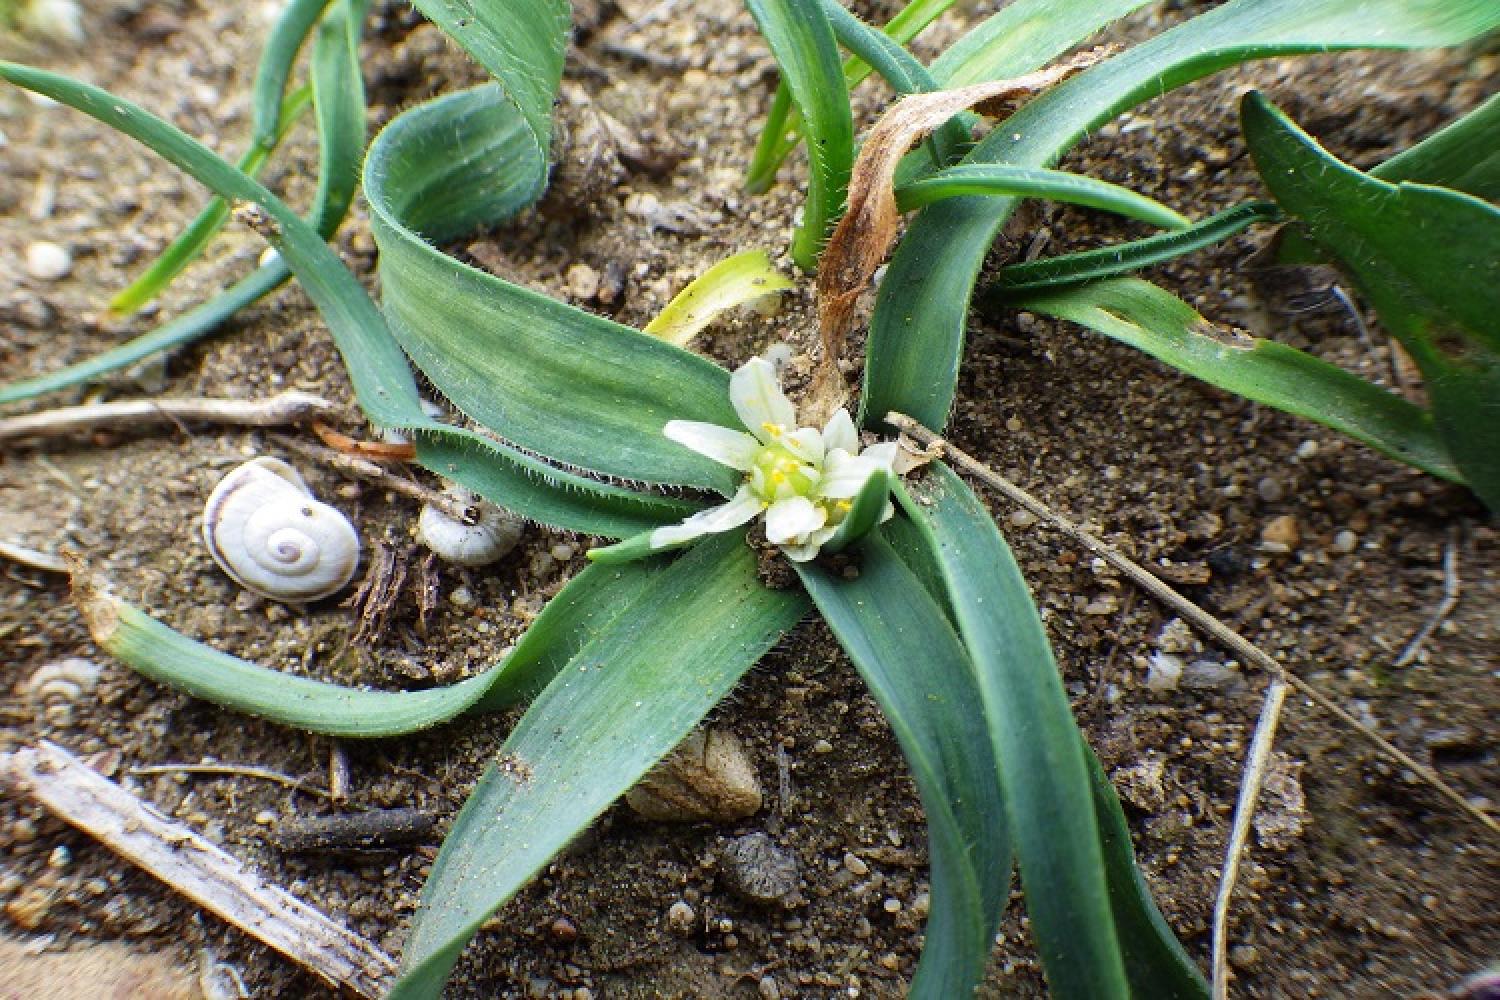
<box><xmin>416</xmin><ymin>487</ymin><xmax>524</xmax><ymax>567</ymax></box>
<box><xmin>202</xmin><ymin>457</ymin><xmax>360</xmax><ymax>603</ymax></box>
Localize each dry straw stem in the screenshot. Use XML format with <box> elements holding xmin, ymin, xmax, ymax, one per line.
<box><xmin>129</xmin><ymin>763</ymin><xmax>331</xmax><ymax>799</ymax></box>
<box><xmin>1212</xmin><ymin>678</ymin><xmax>1289</xmax><ymax>1000</ymax></box>
<box><xmin>0</xmin><ymin>537</ymin><xmax>69</xmax><ymax>573</ymax></box>
<box><xmin>886</xmin><ymin>411</ymin><xmax>1499</xmax><ymax>837</ymax></box>
<box><xmin>0</xmin><ymin>389</ymin><xmax>336</xmax><ymax>444</ymax></box>
<box><xmin>1392</xmin><ymin>524</ymin><xmax>1461</xmax><ymax>668</ymax></box>
<box><xmin>816</xmin><ymin>50</ymin><xmax>1104</xmax><ymax>359</ymax></box>
<box><xmin>271</xmin><ymin>432</ymin><xmax>477</xmax><ymax>524</ymax></box>
<box><xmin>0</xmin><ymin>741</ymin><xmax>396</xmax><ymax>998</ymax></box>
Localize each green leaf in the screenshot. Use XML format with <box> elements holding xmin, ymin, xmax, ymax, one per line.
<box><xmin>895</xmin><ymin>164</ymin><xmax>1190</xmax><ymax>230</ymax></box>
<box><xmin>797</xmin><ymin>535</ymin><xmax>1008</xmax><ymax>998</ymax></box>
<box><xmin>108</xmin><ymin>87</ymin><xmax>313</xmax><ymax>315</ymax></box>
<box><xmin>894</xmin><ymin>465</ymin><xmax>1133</xmax><ymax>998</ymax></box>
<box><xmin>991</xmin><ymin>201</ymin><xmax>1282</xmax><ymax>295</ymax></box>
<box><xmin>862</xmin><ymin>0</ymin><xmax>1500</xmax><ymax>432</ymax></box>
<box><xmin>1242</xmin><ymin>91</ymin><xmax>1500</xmax><ymax>508</ymax></box>
<box><xmin>744</xmin><ymin>0</ymin><xmax>853</xmax><ymax>270</ymax></box>
<box><xmin>1084</xmin><ymin>740</ymin><xmax>1210</xmax><ymax>999</ymax></box>
<box><xmin>1011</xmin><ymin>277</ymin><xmax>1461</xmax><ymax>484</ymax></box>
<box><xmin>745</xmin><ymin>0</ymin><xmax>952</xmax><ymax>192</ymax></box>
<box><xmin>72</xmin><ymin>557</ymin><xmax>664</xmax><ymax>737</ymax></box>
<box><xmin>391</xmin><ymin>533</ymin><xmax>807</xmax><ymax>999</ymax></box>
<box><xmin>250</xmin><ymin>0</ymin><xmax>334</xmax><ymax>148</ymax></box>
<box><xmin>821</xmin><ymin>466</ymin><xmax>893</xmax><ymax>553</ymax></box>
<box><xmin>364</xmin><ymin>84</ymin><xmax>743</xmax><ymax>495</ymax></box>
<box><xmin>643</xmin><ymin>249</ymin><xmax>794</xmax><ymax>347</ymax></box>
<box><xmin>1374</xmin><ymin>91</ymin><xmax>1500</xmax><ymax>201</ymax></box>
<box><xmin>929</xmin><ymin>0</ymin><xmax>1150</xmax><ymax>88</ymax></box>
<box><xmin>0</xmin><ymin>62</ymin><xmax>688</xmax><ymax>535</ymax></box>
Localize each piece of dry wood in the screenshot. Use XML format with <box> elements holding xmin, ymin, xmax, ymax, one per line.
<box><xmin>1212</xmin><ymin>678</ymin><xmax>1288</xmax><ymax>1000</ymax></box>
<box><xmin>0</xmin><ymin>390</ymin><xmax>336</xmax><ymax>444</ymax></box>
<box><xmin>1393</xmin><ymin>525</ymin><xmax>1462</xmax><ymax>668</ymax></box>
<box><xmin>0</xmin><ymin>741</ymin><xmax>396</xmax><ymax>997</ymax></box>
<box><xmin>270</xmin><ymin>432</ymin><xmax>477</xmax><ymax>524</ymax></box>
<box><xmin>888</xmin><ymin>411</ymin><xmax>1499</xmax><ymax>837</ymax></box>
<box><xmin>0</xmin><ymin>537</ymin><xmax>69</xmax><ymax>573</ymax></box>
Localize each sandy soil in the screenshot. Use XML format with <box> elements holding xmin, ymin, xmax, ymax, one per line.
<box><xmin>2</xmin><ymin>1</ymin><xmax>1496</xmax><ymax>997</ymax></box>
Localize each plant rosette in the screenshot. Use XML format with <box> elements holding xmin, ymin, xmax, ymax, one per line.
<box><xmin>590</xmin><ymin>356</ymin><xmax>899</xmax><ymax>565</ymax></box>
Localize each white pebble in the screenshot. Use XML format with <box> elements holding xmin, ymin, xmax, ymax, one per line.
<box><xmin>1332</xmin><ymin>529</ymin><xmax>1358</xmax><ymax>554</ymax></box>
<box><xmin>1295</xmin><ymin>440</ymin><xmax>1319</xmax><ymax>459</ymax></box>
<box><xmin>25</xmin><ymin>241</ymin><xmax>72</xmax><ymax>281</ymax></box>
<box><xmin>549</xmin><ymin>543</ymin><xmax>576</xmax><ymax>562</ymax></box>
<box><xmin>1145</xmin><ymin>651</ymin><xmax>1184</xmax><ymax>692</ymax></box>
<box><xmin>1008</xmin><ymin>509</ymin><xmax>1038</xmax><ymax>528</ymax></box>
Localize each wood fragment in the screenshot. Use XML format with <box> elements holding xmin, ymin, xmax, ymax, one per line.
<box><xmin>309</xmin><ymin>419</ymin><xmax>417</xmax><ymax>461</ymax></box>
<box><xmin>0</xmin><ymin>390</ymin><xmax>336</xmax><ymax>444</ymax></box>
<box><xmin>887</xmin><ymin>411</ymin><xmax>1499</xmax><ymax>837</ymax></box>
<box><xmin>1212</xmin><ymin>678</ymin><xmax>1288</xmax><ymax>1000</ymax></box>
<box><xmin>0</xmin><ymin>741</ymin><xmax>395</xmax><ymax>998</ymax></box>
<box><xmin>0</xmin><ymin>538</ymin><xmax>68</xmax><ymax>573</ymax></box>
<box><xmin>272</xmin><ymin>432</ymin><xmax>474</xmax><ymax>524</ymax></box>
<box><xmin>270</xmin><ymin>807</ymin><xmax>436</xmax><ymax>853</ymax></box>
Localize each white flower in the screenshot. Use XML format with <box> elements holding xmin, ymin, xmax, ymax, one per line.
<box><xmin>16</xmin><ymin>0</ymin><xmax>84</xmax><ymax>42</ymax></box>
<box><xmin>645</xmin><ymin>356</ymin><xmax>898</xmax><ymax>562</ymax></box>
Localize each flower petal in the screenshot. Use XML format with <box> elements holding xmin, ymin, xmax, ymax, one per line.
<box><xmin>779</xmin><ymin>541</ymin><xmax>822</xmax><ymax>562</ymax></box>
<box><xmin>822</xmin><ymin>409</ymin><xmax>858</xmax><ymax>455</ymax></box>
<box><xmin>764</xmin><ymin>495</ymin><xmax>826</xmax><ymax>544</ymax></box>
<box><xmin>781</xmin><ymin>427</ymin><xmax>825</xmax><ymax>465</ymax></box>
<box><xmin>818</xmin><ymin>451</ymin><xmax>883</xmax><ymax>499</ymax></box>
<box><xmin>858</xmin><ymin>440</ymin><xmax>900</xmax><ymax>470</ymax></box>
<box><xmin>649</xmin><ymin>486</ymin><xmax>762</xmax><ymax>549</ymax></box>
<box><xmin>730</xmin><ymin>357</ymin><xmax>796</xmax><ymax>442</ymax></box>
<box><xmin>663</xmin><ymin>420</ymin><xmax>759</xmax><ymax>471</ymax></box>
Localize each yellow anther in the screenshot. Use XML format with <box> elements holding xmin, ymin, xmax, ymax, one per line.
<box><xmin>837</xmin><ymin>500</ymin><xmax>852</xmax><ymax>512</ymax></box>
<box><xmin>761</xmin><ymin>422</ymin><xmax>783</xmax><ymax>438</ymax></box>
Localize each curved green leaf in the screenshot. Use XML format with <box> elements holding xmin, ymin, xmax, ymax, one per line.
<box><xmin>896</xmin><ymin>164</ymin><xmax>1190</xmax><ymax>229</ymax></box>
<box><xmin>797</xmin><ymin>535</ymin><xmax>1008</xmax><ymax>998</ymax></box>
<box><xmin>391</xmin><ymin>533</ymin><xmax>808</xmax><ymax>998</ymax></box>
<box><xmin>76</xmin><ymin>557</ymin><xmax>664</xmax><ymax>738</ymax></box>
<box><xmin>251</xmin><ymin>0</ymin><xmax>334</xmax><ymax>148</ymax></box>
<box><xmin>863</xmin><ymin>0</ymin><xmax>1500</xmax><ymax>431</ymax></box>
<box><xmin>364</xmin><ymin>84</ymin><xmax>742</xmax><ymax>495</ymax></box>
<box><xmin>991</xmin><ymin>201</ymin><xmax>1281</xmax><ymax>295</ymax></box>
<box><xmin>1011</xmin><ymin>277</ymin><xmax>1461</xmax><ymax>483</ymax></box>
<box><xmin>0</xmin><ymin>62</ymin><xmax>690</xmax><ymax>535</ymax></box>
<box><xmin>744</xmin><ymin>0</ymin><xmax>853</xmax><ymax>270</ymax></box>
<box><xmin>1242</xmin><ymin>91</ymin><xmax>1500</xmax><ymax>507</ymax></box>
<box><xmin>929</xmin><ymin>0</ymin><xmax>1150</xmax><ymax>88</ymax></box>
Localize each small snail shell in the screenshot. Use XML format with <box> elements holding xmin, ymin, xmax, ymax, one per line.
<box><xmin>24</xmin><ymin>657</ymin><xmax>103</xmax><ymax>725</ymax></box>
<box><xmin>417</xmin><ymin>487</ymin><xmax>524</xmax><ymax>566</ymax></box>
<box><xmin>202</xmin><ymin>457</ymin><xmax>360</xmax><ymax>602</ymax></box>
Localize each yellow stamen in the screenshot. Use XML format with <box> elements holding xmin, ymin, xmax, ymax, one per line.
<box><xmin>761</xmin><ymin>422</ymin><xmax>783</xmax><ymax>438</ymax></box>
<box><xmin>836</xmin><ymin>500</ymin><xmax>852</xmax><ymax>512</ymax></box>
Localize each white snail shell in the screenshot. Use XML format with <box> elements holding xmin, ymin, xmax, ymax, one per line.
<box><xmin>417</xmin><ymin>487</ymin><xmax>524</xmax><ymax>566</ymax></box>
<box><xmin>202</xmin><ymin>457</ymin><xmax>360</xmax><ymax>602</ymax></box>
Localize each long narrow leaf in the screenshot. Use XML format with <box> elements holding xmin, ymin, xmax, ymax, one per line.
<box><xmin>0</xmin><ymin>63</ymin><xmax>691</xmax><ymax>535</ymax></box>
<box><xmin>745</xmin><ymin>0</ymin><xmax>952</xmax><ymax>192</ymax></box>
<box><xmin>797</xmin><ymin>536</ymin><xmax>1008</xmax><ymax>998</ymax></box>
<box><xmin>1242</xmin><ymin>92</ymin><xmax>1500</xmax><ymax>507</ymax></box>
<box><xmin>744</xmin><ymin>0</ymin><xmax>853</xmax><ymax>270</ymax></box>
<box><xmin>862</xmin><ymin>0</ymin><xmax>1500</xmax><ymax>431</ymax></box>
<box><xmin>896</xmin><ymin>163</ymin><xmax>1190</xmax><ymax>229</ymax></box>
<box><xmin>391</xmin><ymin>533</ymin><xmax>807</xmax><ymax>999</ymax></box>
<box><xmin>109</xmin><ymin>87</ymin><xmax>313</xmax><ymax>315</ymax></box>
<box><xmin>70</xmin><ymin>557</ymin><xmax>662</xmax><ymax>738</ymax></box>
<box><xmin>1011</xmin><ymin>277</ymin><xmax>1461</xmax><ymax>483</ymax></box>
<box><xmin>991</xmin><ymin>201</ymin><xmax>1281</xmax><ymax>295</ymax></box>
<box><xmin>251</xmin><ymin>0</ymin><xmax>335</xmax><ymax>148</ymax></box>
<box><xmin>893</xmin><ymin>466</ymin><xmax>1130</xmax><ymax>998</ymax></box>
<box><xmin>930</xmin><ymin>0</ymin><xmax>1151</xmax><ymax>88</ymax></box>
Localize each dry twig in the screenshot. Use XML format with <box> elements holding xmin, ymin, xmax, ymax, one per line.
<box><xmin>1212</xmin><ymin>678</ymin><xmax>1289</xmax><ymax>999</ymax></box>
<box><xmin>887</xmin><ymin>411</ymin><xmax>1498</xmax><ymax>837</ymax></box>
<box><xmin>128</xmin><ymin>763</ymin><xmax>330</xmax><ymax>799</ymax></box>
<box><xmin>0</xmin><ymin>537</ymin><xmax>69</xmax><ymax>573</ymax></box>
<box><xmin>1393</xmin><ymin>525</ymin><xmax>1462</xmax><ymax>668</ymax></box>
<box><xmin>0</xmin><ymin>390</ymin><xmax>336</xmax><ymax>444</ymax></box>
<box><xmin>271</xmin><ymin>433</ymin><xmax>475</xmax><ymax>524</ymax></box>
<box><xmin>0</xmin><ymin>741</ymin><xmax>396</xmax><ymax>997</ymax></box>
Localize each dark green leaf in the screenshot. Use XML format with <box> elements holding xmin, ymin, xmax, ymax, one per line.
<box><xmin>1242</xmin><ymin>91</ymin><xmax>1500</xmax><ymax>508</ymax></box>
<box><xmin>797</xmin><ymin>535</ymin><xmax>1008</xmax><ymax>997</ymax></box>
<box><xmin>391</xmin><ymin>533</ymin><xmax>807</xmax><ymax>998</ymax></box>
<box><xmin>1011</xmin><ymin>277</ymin><xmax>1461</xmax><ymax>484</ymax></box>
<box><xmin>896</xmin><ymin>163</ymin><xmax>1190</xmax><ymax>229</ymax></box>
<box><xmin>863</xmin><ymin>0</ymin><xmax>1500</xmax><ymax>431</ymax></box>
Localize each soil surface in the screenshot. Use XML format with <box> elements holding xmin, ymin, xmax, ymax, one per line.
<box><xmin>2</xmin><ymin>2</ymin><xmax>1496</xmax><ymax>998</ymax></box>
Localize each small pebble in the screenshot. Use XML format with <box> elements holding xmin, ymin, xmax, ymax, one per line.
<box><xmin>1180</xmin><ymin>659</ymin><xmax>1241</xmax><ymax>691</ymax></box>
<box><xmin>842</xmin><ymin>852</ymin><xmax>869</xmax><ymax>877</ymax></box>
<box><xmin>1229</xmin><ymin>943</ymin><xmax>1262</xmax><ymax>969</ymax></box>
<box><xmin>448</xmin><ymin>586</ymin><xmax>477</xmax><ymax>609</ymax></box>
<box><xmin>550</xmin><ymin>543</ymin><xmax>576</xmax><ymax>562</ymax></box>
<box><xmin>812</xmin><ymin>739</ymin><xmax>833</xmax><ymax>754</ymax></box>
<box><xmin>1256</xmin><ymin>477</ymin><xmax>1285</xmax><ymax>503</ymax></box>
<box><xmin>1260</xmin><ymin>514</ymin><xmax>1300</xmax><ymax>552</ymax></box>
<box><xmin>1145</xmin><ymin>652</ymin><xmax>1184</xmax><ymax>692</ymax></box>
<box><xmin>565</xmin><ymin>263</ymin><xmax>600</xmax><ymax>300</ymax></box>
<box><xmin>882</xmin><ymin>897</ymin><xmax>902</xmax><ymax>914</ymax></box>
<box><xmin>1332</xmin><ymin>529</ymin><xmax>1358</xmax><ymax>554</ymax></box>
<box><xmin>666</xmin><ymin>900</ymin><xmax>696</xmax><ymax>935</ymax></box>
<box><xmin>1295</xmin><ymin>440</ymin><xmax>1319</xmax><ymax>459</ymax></box>
<box><xmin>1008</xmin><ymin>509</ymin><xmax>1038</xmax><ymax>529</ymax></box>
<box><xmin>718</xmin><ymin>833</ymin><xmax>799</xmax><ymax>906</ymax></box>
<box><xmin>757</xmin><ymin>975</ymin><xmax>781</xmax><ymax>1000</ymax></box>
<box><xmin>25</xmin><ymin>241</ymin><xmax>72</xmax><ymax>281</ymax></box>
